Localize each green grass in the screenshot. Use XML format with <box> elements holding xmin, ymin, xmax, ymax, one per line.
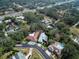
<box><xmin>0</xmin><ymin>51</ymin><xmax>13</xmax><ymax>59</ymax></box>
<box><xmin>30</xmin><ymin>49</ymin><xmax>44</xmax><ymax>59</ymax></box>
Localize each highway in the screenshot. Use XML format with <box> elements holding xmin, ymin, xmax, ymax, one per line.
<box><xmin>16</xmin><ymin>44</ymin><xmax>51</xmax><ymax>59</ymax></box>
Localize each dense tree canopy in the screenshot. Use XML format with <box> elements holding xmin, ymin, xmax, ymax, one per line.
<box><xmin>23</xmin><ymin>12</ymin><xmax>44</xmax><ymax>24</ymax></box>
<box><xmin>61</xmin><ymin>41</ymin><xmax>79</xmax><ymax>59</ymax></box>
<box><xmin>0</xmin><ymin>37</ymin><xmax>15</xmax><ymax>56</ymax></box>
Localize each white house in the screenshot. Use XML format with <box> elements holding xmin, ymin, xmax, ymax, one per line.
<box><xmin>48</xmin><ymin>42</ymin><xmax>64</xmax><ymax>56</ymax></box>
<box><xmin>16</xmin><ymin>16</ymin><xmax>24</xmax><ymax>20</ymax></box>
<box><xmin>0</xmin><ymin>21</ymin><xmax>2</xmax><ymax>23</ymax></box>
<box><xmin>38</xmin><ymin>32</ymin><xmax>48</xmax><ymax>44</ymax></box>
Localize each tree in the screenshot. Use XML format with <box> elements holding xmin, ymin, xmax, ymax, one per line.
<box><xmin>61</xmin><ymin>43</ymin><xmax>79</xmax><ymax>59</ymax></box>
<box><xmin>38</xmin><ymin>7</ymin><xmax>59</xmax><ymax>20</ymax></box>
<box><xmin>63</xmin><ymin>9</ymin><xmax>79</xmax><ymax>26</ymax></box>
<box><xmin>23</xmin><ymin>12</ymin><xmax>43</xmax><ymax>24</ymax></box>
<box><xmin>8</xmin><ymin>31</ymin><xmax>24</xmax><ymax>43</ymax></box>
<box><xmin>30</xmin><ymin>23</ymin><xmax>39</xmax><ymax>32</ymax></box>
<box><xmin>0</xmin><ymin>22</ymin><xmax>6</xmax><ymax>31</ymax></box>
<box><xmin>0</xmin><ymin>37</ymin><xmax>15</xmax><ymax>56</ymax></box>
<box><xmin>30</xmin><ymin>23</ymin><xmax>47</xmax><ymax>32</ymax></box>
<box><xmin>4</xmin><ymin>16</ymin><xmax>15</xmax><ymax>21</ymax></box>
<box><xmin>46</xmin><ymin>29</ymin><xmax>57</xmax><ymax>39</ymax></box>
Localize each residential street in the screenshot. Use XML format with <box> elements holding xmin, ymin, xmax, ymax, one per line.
<box><xmin>16</xmin><ymin>44</ymin><xmax>51</xmax><ymax>59</ymax></box>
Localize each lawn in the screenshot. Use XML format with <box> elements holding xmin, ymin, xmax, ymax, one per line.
<box><xmin>30</xmin><ymin>49</ymin><xmax>44</xmax><ymax>59</ymax></box>
<box><xmin>70</xmin><ymin>27</ymin><xmax>79</xmax><ymax>35</ymax></box>
<box><xmin>0</xmin><ymin>51</ymin><xmax>13</xmax><ymax>59</ymax></box>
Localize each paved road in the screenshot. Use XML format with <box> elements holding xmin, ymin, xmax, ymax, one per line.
<box><xmin>16</xmin><ymin>44</ymin><xmax>51</xmax><ymax>59</ymax></box>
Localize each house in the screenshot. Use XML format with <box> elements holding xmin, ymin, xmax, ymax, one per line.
<box><xmin>26</xmin><ymin>31</ymin><xmax>48</xmax><ymax>44</ymax></box>
<box><xmin>43</xmin><ymin>16</ymin><xmax>52</xmax><ymax>24</ymax></box>
<box><xmin>47</xmin><ymin>25</ymin><xmax>53</xmax><ymax>29</ymax></box>
<box><xmin>16</xmin><ymin>16</ymin><xmax>24</xmax><ymax>20</ymax></box>
<box><xmin>38</xmin><ymin>32</ymin><xmax>48</xmax><ymax>44</ymax></box>
<box><xmin>11</xmin><ymin>56</ymin><xmax>16</xmax><ymax>59</ymax></box>
<box><xmin>4</xmin><ymin>19</ymin><xmax>11</xmax><ymax>23</ymax></box>
<box><xmin>0</xmin><ymin>21</ymin><xmax>2</xmax><ymax>23</ymax></box>
<box><xmin>4</xmin><ymin>19</ymin><xmax>19</xmax><ymax>32</ymax></box>
<box><xmin>48</xmin><ymin>42</ymin><xmax>64</xmax><ymax>57</ymax></box>
<box><xmin>11</xmin><ymin>52</ymin><xmax>26</xmax><ymax>59</ymax></box>
<box><xmin>26</xmin><ymin>31</ymin><xmax>40</xmax><ymax>42</ymax></box>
